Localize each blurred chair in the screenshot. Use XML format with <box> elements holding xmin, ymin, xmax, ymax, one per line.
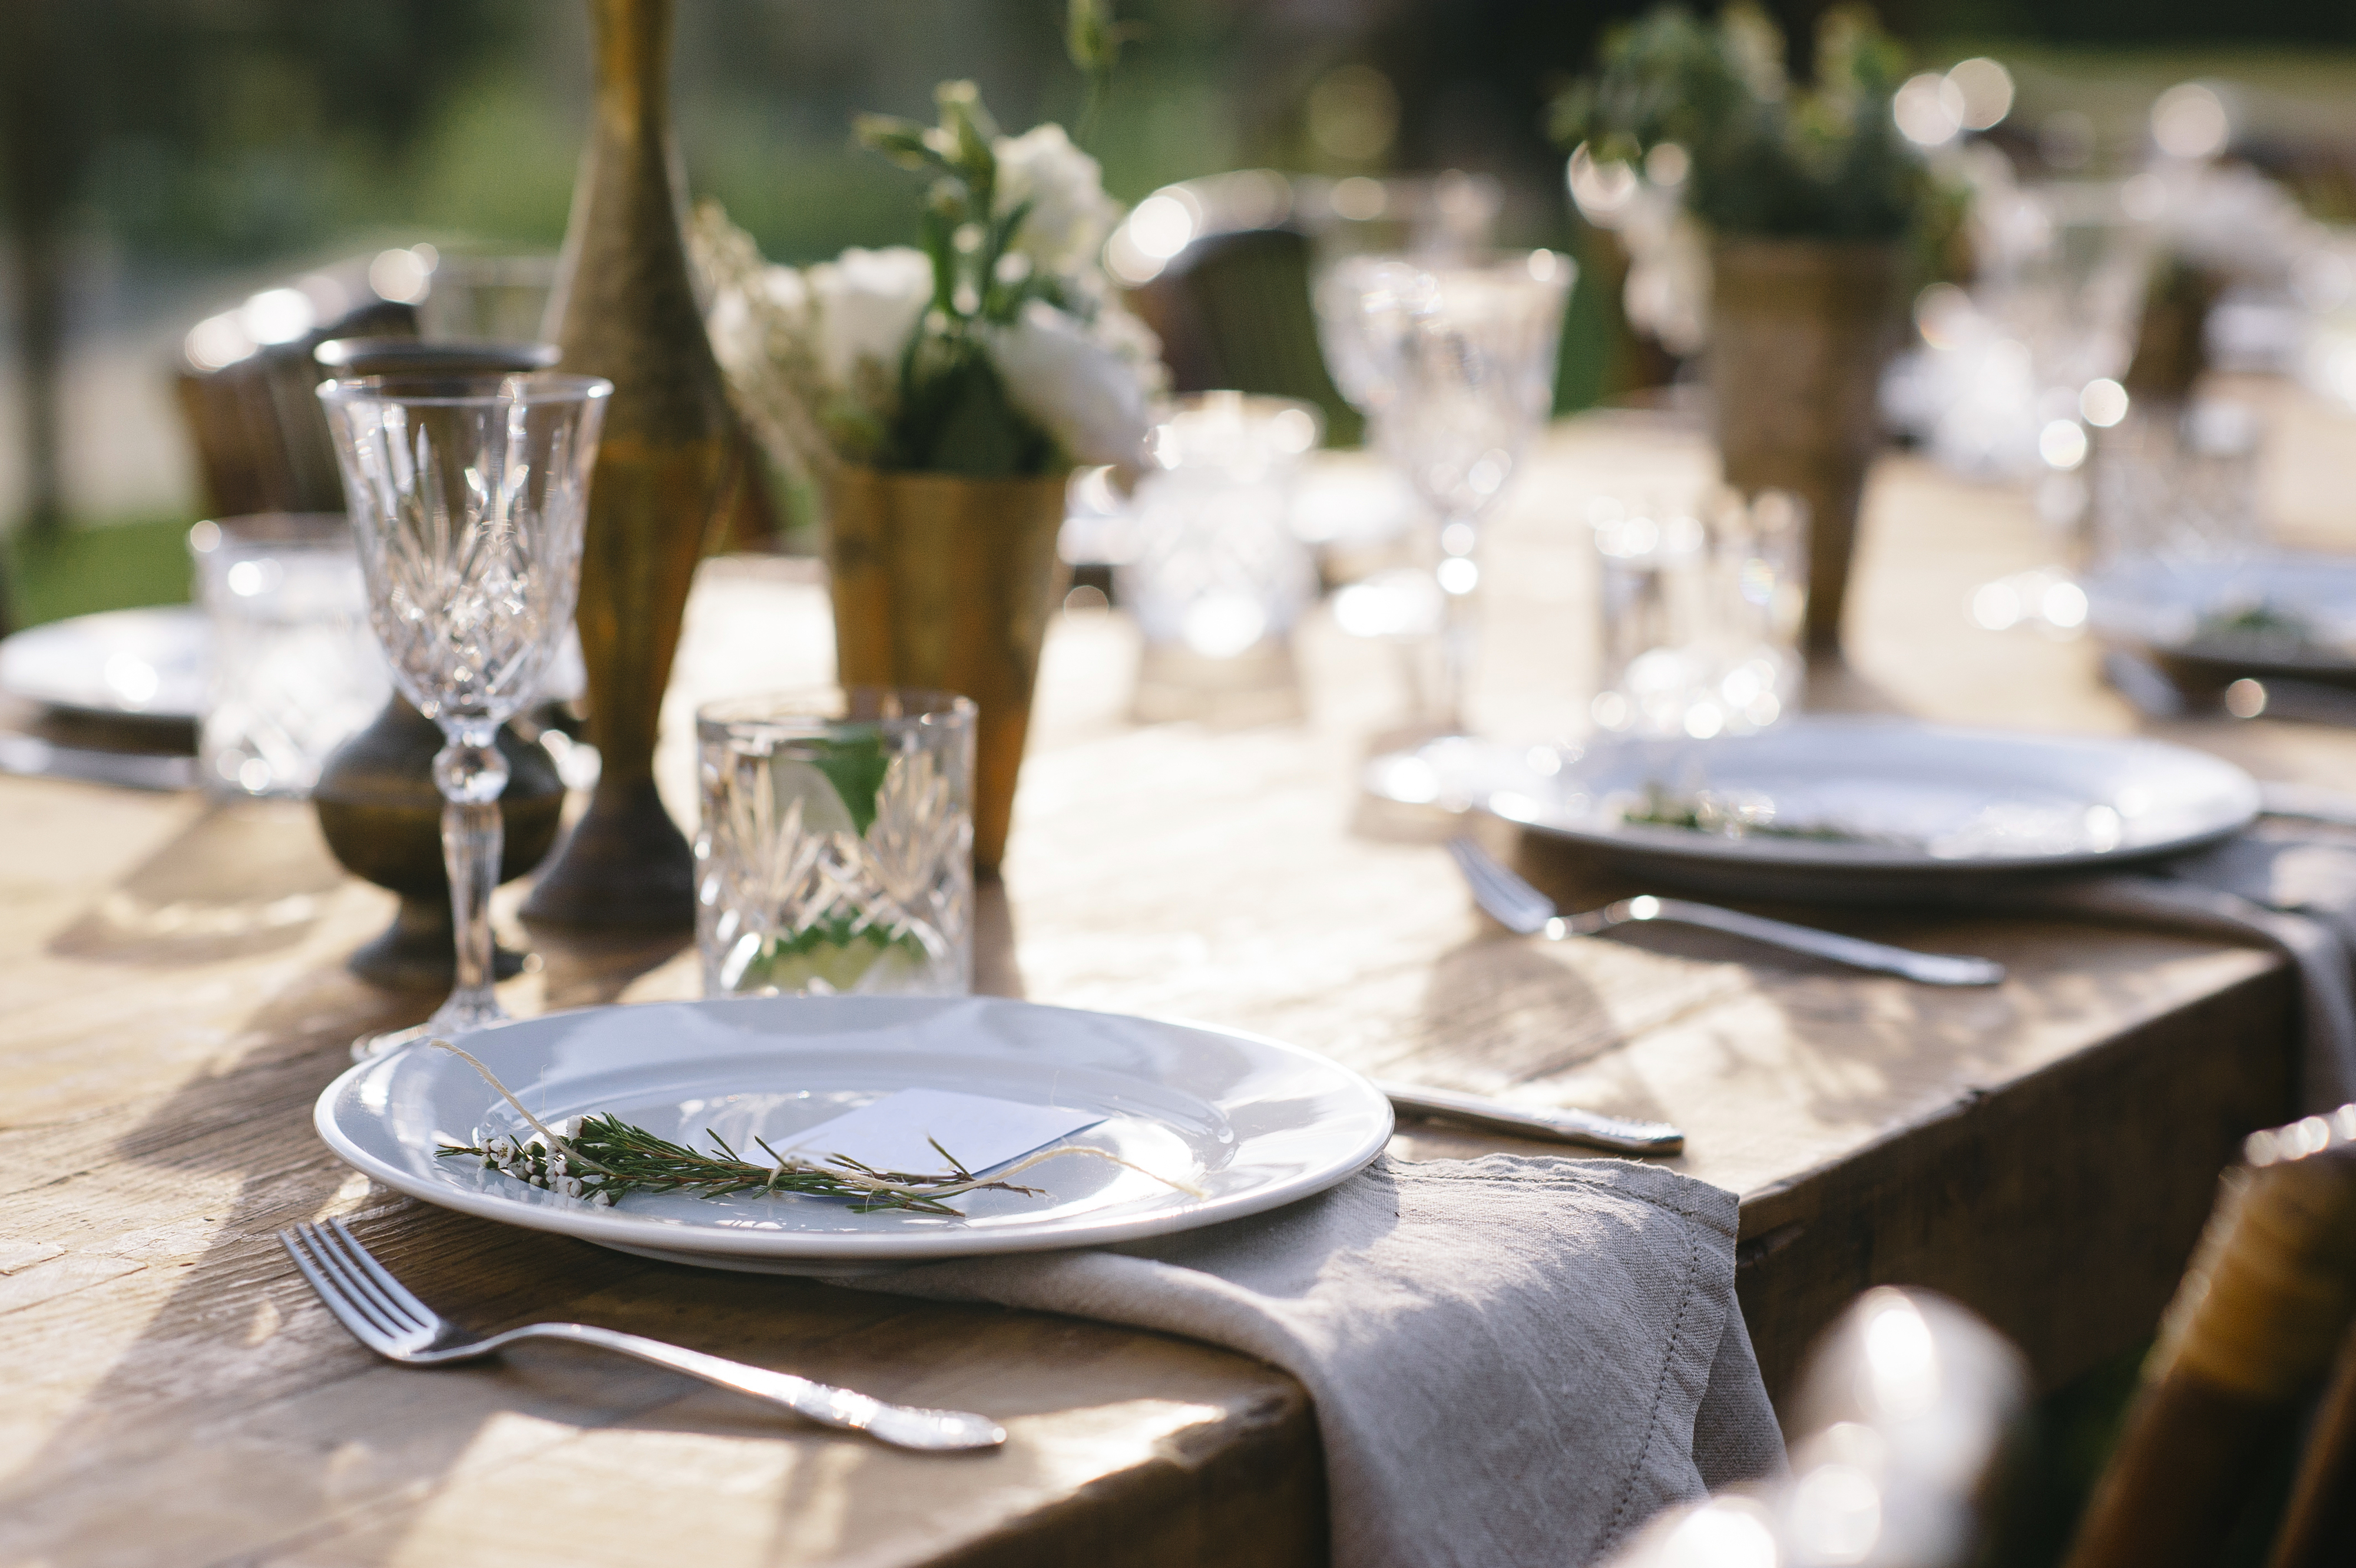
<box><xmin>2062</xmin><ymin>1104</ymin><xmax>2356</xmax><ymax>1568</ymax></box>
<box><xmin>1604</xmin><ymin>1286</ymin><xmax>2028</xmax><ymax>1568</ymax></box>
<box><xmin>173</xmin><ymin>253</ymin><xmax>778</xmax><ymax>551</ymax></box>
<box><xmin>174</xmin><ymin>257</ymin><xmax>419</xmax><ymax>518</ymax></box>
<box><xmin>1107</xmin><ymin>170</ymin><xmax>1503</xmax><ymax>448</ymax></box>
<box><xmin>2271</xmin><ymin>1324</ymin><xmax>2356</xmax><ymax>1568</ymax></box>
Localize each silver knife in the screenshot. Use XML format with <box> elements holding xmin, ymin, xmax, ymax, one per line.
<box><xmin>1378</xmin><ymin>1080</ymin><xmax>1685</xmax><ymax>1156</ymax></box>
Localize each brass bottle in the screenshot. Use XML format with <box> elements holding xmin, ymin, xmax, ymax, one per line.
<box><xmin>523</xmin><ymin>0</ymin><xmax>739</xmax><ymax>929</ymax></box>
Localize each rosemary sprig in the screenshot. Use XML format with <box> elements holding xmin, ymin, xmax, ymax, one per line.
<box><xmin>436</xmin><ymin>1116</ymin><xmax>1040</xmax><ymax>1214</ymax></box>
<box><xmin>426</xmin><ymin>1038</ymin><xmax>1203</xmax><ymax>1216</ymax></box>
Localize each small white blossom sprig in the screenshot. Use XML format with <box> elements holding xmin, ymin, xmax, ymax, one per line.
<box><xmin>428</xmin><ymin>1040</ymin><xmax>1202</xmax><ymax>1216</ymax></box>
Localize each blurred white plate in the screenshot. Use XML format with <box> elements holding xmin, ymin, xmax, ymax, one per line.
<box><xmin>316</xmin><ymin>996</ymin><xmax>1393</xmax><ymax>1276</ymax></box>
<box><xmin>2086</xmin><ymin>551</ymin><xmax>2356</xmax><ymax>680</ymax></box>
<box><xmin>1472</xmin><ymin>717</ymin><xmax>2256</xmax><ymax>900</ymax></box>
<box><xmin>0</xmin><ymin>607</ymin><xmax>586</xmax><ymax>725</ymax></box>
<box><xmin>0</xmin><ymin>606</ymin><xmax>210</xmax><ymax>722</ymax></box>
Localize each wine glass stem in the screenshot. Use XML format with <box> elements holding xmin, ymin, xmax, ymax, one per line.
<box><xmin>430</xmin><ymin>726</ymin><xmax>510</xmax><ymax>1036</ymax></box>
<box><xmin>1437</xmin><ymin>515</ymin><xmax>1480</xmax><ymax>733</ymax></box>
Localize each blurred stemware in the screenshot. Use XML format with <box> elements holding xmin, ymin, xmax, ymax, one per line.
<box><xmin>1381</xmin><ymin>250</ymin><xmax>1573</xmax><ymax>732</ymax></box>
<box><xmin>319</xmin><ymin>372</ymin><xmax>611</xmax><ymax>1040</ymax></box>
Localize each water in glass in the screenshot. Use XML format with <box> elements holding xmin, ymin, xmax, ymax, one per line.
<box><xmin>697</xmin><ymin>689</ymin><xmax>976</xmax><ymax>998</ymax></box>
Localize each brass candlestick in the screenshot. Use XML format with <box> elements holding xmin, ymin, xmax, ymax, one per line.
<box><xmin>521</xmin><ymin>0</ymin><xmax>741</xmax><ymax>930</ymax></box>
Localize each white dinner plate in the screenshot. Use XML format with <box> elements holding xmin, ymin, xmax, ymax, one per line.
<box><xmin>0</xmin><ymin>606</ymin><xmax>210</xmax><ymax>722</ymax></box>
<box><xmin>316</xmin><ymin>995</ymin><xmax>1394</xmax><ymax>1275</ymax></box>
<box><xmin>1473</xmin><ymin>716</ymin><xmax>2258</xmax><ymax>901</ymax></box>
<box><xmin>2085</xmin><ymin>551</ymin><xmax>2356</xmax><ymax>683</ymax></box>
<box><xmin>0</xmin><ymin>607</ymin><xmax>588</xmax><ymax>725</ymax></box>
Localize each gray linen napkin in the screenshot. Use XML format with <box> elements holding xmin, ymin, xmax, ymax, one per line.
<box><xmin>2020</xmin><ymin>820</ymin><xmax>2356</xmax><ymax>1111</ymax></box>
<box><xmin>848</xmin><ymin>1153</ymin><xmax>1785</xmax><ymax>1568</ymax></box>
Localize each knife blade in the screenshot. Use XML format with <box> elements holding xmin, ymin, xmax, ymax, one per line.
<box><xmin>1378</xmin><ymin>1080</ymin><xmax>1685</xmax><ymax>1156</ymax></box>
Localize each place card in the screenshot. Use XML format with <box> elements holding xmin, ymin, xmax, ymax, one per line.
<box><xmin>776</xmin><ymin>1088</ymin><xmax>1103</xmax><ymax>1176</ymax></box>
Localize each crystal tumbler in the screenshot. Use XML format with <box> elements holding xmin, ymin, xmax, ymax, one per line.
<box><xmin>189</xmin><ymin>512</ymin><xmax>389</xmax><ymax>798</ymax></box>
<box><xmin>1590</xmin><ymin>487</ymin><xmax>1807</xmax><ymax>740</ymax></box>
<box><xmin>696</xmin><ymin>689</ymin><xmax>977</xmax><ymax>998</ymax></box>
<box><xmin>1121</xmin><ymin>393</ymin><xmax>1322</xmax><ymax>657</ymax></box>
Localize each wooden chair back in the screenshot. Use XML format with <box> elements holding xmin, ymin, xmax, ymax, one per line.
<box><xmin>2063</xmin><ymin>1104</ymin><xmax>2356</xmax><ymax>1568</ymax></box>
<box><xmin>176</xmin><ymin>296</ymin><xmax>417</xmax><ymax>518</ymax></box>
<box><xmin>1111</xmin><ymin>170</ymin><xmax>1505</xmax><ymax>449</ymax></box>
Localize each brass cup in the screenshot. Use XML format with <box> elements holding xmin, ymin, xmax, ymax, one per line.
<box><xmin>825</xmin><ymin>468</ymin><xmax>1068</xmax><ymax>872</ymax></box>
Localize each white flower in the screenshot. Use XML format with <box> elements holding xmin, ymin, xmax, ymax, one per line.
<box><xmin>993</xmin><ymin>125</ymin><xmax>1121</xmax><ymax>279</ymax></box>
<box><xmin>987</xmin><ymin>299</ymin><xmax>1162</xmax><ymax>465</ymax></box>
<box><xmin>805</xmin><ymin>246</ymin><xmax>933</xmax><ymax>390</ymax></box>
<box><xmin>591</xmin><ymin>1190</ymin><xmax>614</xmax><ymax>1208</ymax></box>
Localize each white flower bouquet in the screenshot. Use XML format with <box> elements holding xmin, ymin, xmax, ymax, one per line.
<box><xmin>694</xmin><ymin>81</ymin><xmax>1166</xmax><ymax>484</ymax></box>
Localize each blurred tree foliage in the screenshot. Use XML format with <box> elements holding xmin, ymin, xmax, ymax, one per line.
<box><xmin>5</xmin><ymin>0</ymin><xmax>2356</xmax><ymax>560</ymax></box>
<box><xmin>30</xmin><ymin>0</ymin><xmax>528</xmax><ymax>261</ymax></box>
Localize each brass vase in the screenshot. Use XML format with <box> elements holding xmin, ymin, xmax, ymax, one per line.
<box><xmin>1708</xmin><ymin>239</ymin><xmax>1902</xmax><ymax>654</ymax></box>
<box><xmin>522</xmin><ymin>0</ymin><xmax>739</xmax><ymax>929</ymax></box>
<box><xmin>313</xmin><ymin>699</ymin><xmax>566</xmax><ymax>989</ymax></box>
<box><xmin>828</xmin><ymin>468</ymin><xmax>1068</xmax><ymax>872</ymax></box>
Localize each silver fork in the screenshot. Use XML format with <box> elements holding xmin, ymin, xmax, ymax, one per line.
<box><xmin>1446</xmin><ymin>837</ymin><xmax>2004</xmax><ymax>987</ymax></box>
<box><xmin>279</xmin><ymin>1218</ymin><xmax>1004</xmax><ymax>1451</ymax></box>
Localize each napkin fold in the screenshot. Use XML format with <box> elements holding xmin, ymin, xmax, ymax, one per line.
<box><xmin>847</xmin><ymin>1154</ymin><xmax>1783</xmax><ymax>1568</ymax></box>
<box><xmin>2017</xmin><ymin>819</ymin><xmax>2356</xmax><ymax>1112</ymax></box>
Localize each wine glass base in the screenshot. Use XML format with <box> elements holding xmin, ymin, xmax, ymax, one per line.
<box><xmin>1358</xmin><ymin>732</ymin><xmax>1511</xmax><ymax>813</ymax></box>
<box><xmin>349</xmin><ymin>997</ymin><xmax>514</xmax><ymax>1063</ymax></box>
<box><xmin>350</xmin><ymin>1021</ymin><xmax>431</xmax><ymax>1063</ymax></box>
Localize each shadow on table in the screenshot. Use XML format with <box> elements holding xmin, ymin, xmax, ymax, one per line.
<box><xmin>9</xmin><ymin>821</ymin><xmax>1290</xmax><ymax>1563</ymax></box>
<box><xmin>45</xmin><ymin>797</ymin><xmax>345</xmax><ymax>967</ymax></box>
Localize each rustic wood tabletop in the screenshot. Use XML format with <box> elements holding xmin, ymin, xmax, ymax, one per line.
<box><xmin>4</xmin><ymin>387</ymin><xmax>2345</xmax><ymax>1565</ymax></box>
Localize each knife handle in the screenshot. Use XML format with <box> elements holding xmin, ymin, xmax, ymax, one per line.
<box><xmin>1377</xmin><ymin>1081</ymin><xmax>1685</xmax><ymax>1156</ymax></box>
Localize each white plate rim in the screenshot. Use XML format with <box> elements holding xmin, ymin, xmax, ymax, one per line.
<box><xmin>0</xmin><ymin>605</ymin><xmax>210</xmax><ymax>722</ymax></box>
<box><xmin>315</xmin><ymin>995</ymin><xmax>1395</xmax><ymax>1264</ymax></box>
<box><xmin>2085</xmin><ymin>551</ymin><xmax>2356</xmax><ymax>671</ymax></box>
<box><xmin>1485</xmin><ymin>715</ymin><xmax>2259</xmax><ymax>875</ymax></box>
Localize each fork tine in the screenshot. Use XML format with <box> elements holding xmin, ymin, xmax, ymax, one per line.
<box><xmin>294</xmin><ymin>1223</ymin><xmax>412</xmax><ymax>1339</ymax></box>
<box><xmin>1446</xmin><ymin>837</ymin><xmax>1553</xmax><ymax>934</ymax></box>
<box><xmin>1470</xmin><ymin>850</ymin><xmax>1556</xmax><ymax>924</ymax></box>
<box><xmin>307</xmin><ymin>1221</ymin><xmax>429</xmax><ymax>1335</ymax></box>
<box><xmin>325</xmin><ymin>1219</ymin><xmax>439</xmax><ymax>1329</ymax></box>
<box><xmin>280</xmin><ymin>1228</ymin><xmax>399</xmax><ymax>1351</ymax></box>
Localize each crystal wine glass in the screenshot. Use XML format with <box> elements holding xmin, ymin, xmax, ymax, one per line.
<box><xmin>318</xmin><ymin>372</ymin><xmax>611</xmax><ymax>1039</ymax></box>
<box><xmin>1383</xmin><ymin>250</ymin><xmax>1572</xmax><ymax>733</ymax></box>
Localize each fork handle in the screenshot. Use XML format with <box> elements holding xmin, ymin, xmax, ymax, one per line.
<box><xmin>498</xmin><ymin>1323</ymin><xmax>1004</xmax><ymax>1450</ymax></box>
<box><xmin>1609</xmin><ymin>898</ymin><xmax>2005</xmax><ymax>987</ymax></box>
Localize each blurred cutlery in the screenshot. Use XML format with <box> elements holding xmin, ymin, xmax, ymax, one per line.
<box><xmin>1445</xmin><ymin>836</ymin><xmax>2005</xmax><ymax>987</ymax></box>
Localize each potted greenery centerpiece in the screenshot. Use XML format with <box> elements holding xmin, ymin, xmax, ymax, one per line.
<box><xmin>1554</xmin><ymin>3</ymin><xmax>1935</xmax><ymax>653</ymax></box>
<box><xmin>696</xmin><ymin>82</ymin><xmax>1163</xmax><ymax>872</ymax></box>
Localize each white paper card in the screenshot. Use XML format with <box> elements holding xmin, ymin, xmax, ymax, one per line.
<box><xmin>777</xmin><ymin>1088</ymin><xmax>1103</xmax><ymax>1176</ymax></box>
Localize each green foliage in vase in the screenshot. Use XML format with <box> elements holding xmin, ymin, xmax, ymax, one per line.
<box><xmin>1550</xmin><ymin>3</ymin><xmax>1928</xmax><ymax>242</ymax></box>
<box><xmin>855</xmin><ymin>85</ymin><xmax>1063</xmax><ymax>474</ymax></box>
<box><xmin>799</xmin><ymin>730</ymin><xmax>894</xmax><ymax>836</ymax></box>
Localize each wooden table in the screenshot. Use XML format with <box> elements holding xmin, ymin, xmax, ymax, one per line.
<box><xmin>5</xmin><ymin>388</ymin><xmax>2349</xmax><ymax>1564</ymax></box>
